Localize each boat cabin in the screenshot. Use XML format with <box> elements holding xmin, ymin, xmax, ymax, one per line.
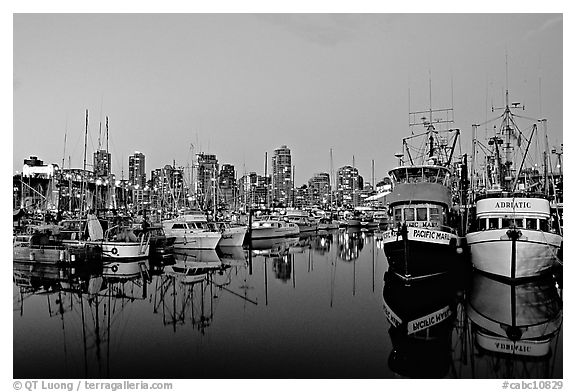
<box><xmin>389</xmin><ymin>165</ymin><xmax>451</xmax><ymax>186</ymax></box>
<box><xmin>473</xmin><ymin>197</ymin><xmax>558</xmax><ymax>234</ymax></box>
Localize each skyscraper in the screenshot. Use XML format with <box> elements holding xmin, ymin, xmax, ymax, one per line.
<box><xmin>272</xmin><ymin>145</ymin><xmax>292</xmax><ymax>206</ymax></box>
<box><xmin>196</xmin><ymin>153</ymin><xmax>219</xmax><ymax>210</ymax></box>
<box><xmin>308</xmin><ymin>172</ymin><xmax>331</xmax><ymax>207</ymax></box>
<box><xmin>93</xmin><ymin>150</ymin><xmax>111</xmax><ymax>177</ymax></box>
<box><xmin>219</xmin><ymin>164</ymin><xmax>236</xmax><ymax>208</ymax></box>
<box><xmin>336</xmin><ymin>165</ymin><xmax>360</xmax><ymax>207</ymax></box>
<box><xmin>128</xmin><ymin>151</ymin><xmax>146</xmax><ymax>188</ymax></box>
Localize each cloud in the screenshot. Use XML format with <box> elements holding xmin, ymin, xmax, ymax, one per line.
<box><xmin>256</xmin><ymin>14</ymin><xmax>361</xmax><ymax>46</ymax></box>
<box><xmin>524</xmin><ymin>15</ymin><xmax>562</xmax><ymax>40</ymax></box>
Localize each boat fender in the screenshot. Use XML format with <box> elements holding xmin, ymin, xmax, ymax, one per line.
<box><xmin>111</xmin><ymin>265</ymin><xmax>119</xmax><ymax>272</ymax></box>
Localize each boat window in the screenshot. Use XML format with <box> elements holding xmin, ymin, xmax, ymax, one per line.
<box><xmin>477</xmin><ymin>218</ymin><xmax>487</xmax><ymax>230</ymax></box>
<box><xmin>407</xmin><ymin>168</ymin><xmax>423</xmax><ymax>183</ymax></box>
<box><xmin>416</xmin><ymin>208</ymin><xmax>428</xmax><ymax>221</ymax></box>
<box><xmin>404</xmin><ymin>208</ymin><xmax>415</xmax><ymax>221</ymax></box>
<box><xmin>172</xmin><ymin>223</ymin><xmax>186</xmax><ymax>229</ymax></box>
<box><xmin>394</xmin><ymin>208</ymin><xmax>402</xmax><ymax>223</ymax></box>
<box><xmin>488</xmin><ymin>218</ymin><xmax>499</xmax><ymax>229</ymax></box>
<box><xmin>539</xmin><ymin>219</ymin><xmax>549</xmax><ymax>232</ymax></box>
<box><xmin>526</xmin><ymin>218</ymin><xmax>537</xmax><ymax>230</ymax></box>
<box><xmin>393</xmin><ymin>169</ymin><xmax>406</xmax><ymax>183</ymax></box>
<box><xmin>504</xmin><ymin>219</ymin><xmax>515</xmax><ymax>228</ymax></box>
<box><xmin>515</xmin><ymin>219</ymin><xmax>524</xmax><ymax>228</ymax></box>
<box><xmin>429</xmin><ymin>207</ymin><xmax>440</xmax><ymax>222</ymax></box>
<box><xmin>424</xmin><ymin>167</ymin><xmax>438</xmax><ymax>183</ymax></box>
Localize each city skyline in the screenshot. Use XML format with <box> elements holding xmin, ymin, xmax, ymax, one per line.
<box><xmin>13</xmin><ymin>14</ymin><xmax>562</xmax><ymax>186</ymax></box>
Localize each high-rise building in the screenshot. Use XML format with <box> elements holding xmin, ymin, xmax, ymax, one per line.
<box><xmin>239</xmin><ymin>172</ymin><xmax>270</xmax><ymax>208</ymax></box>
<box><xmin>272</xmin><ymin>145</ymin><xmax>292</xmax><ymax>206</ymax></box>
<box><xmin>128</xmin><ymin>151</ymin><xmax>146</xmax><ymax>188</ymax></box>
<box><xmin>93</xmin><ymin>150</ymin><xmax>111</xmax><ymax>177</ymax></box>
<box><xmin>219</xmin><ymin>164</ymin><xmax>236</xmax><ymax>208</ymax></box>
<box><xmin>196</xmin><ymin>153</ymin><xmax>219</xmax><ymax>210</ymax></box>
<box><xmin>336</xmin><ymin>165</ymin><xmax>361</xmax><ymax>207</ymax></box>
<box><xmin>308</xmin><ymin>172</ymin><xmax>331</xmax><ymax>207</ymax></box>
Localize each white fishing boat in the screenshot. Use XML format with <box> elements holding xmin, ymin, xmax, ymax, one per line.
<box><xmin>250</xmin><ymin>217</ymin><xmax>300</xmax><ymax>240</ymax></box>
<box><xmin>466</xmin><ymin>89</ymin><xmax>562</xmax><ymax>280</ymax></box>
<box><xmin>467</xmin><ymin>197</ymin><xmax>562</xmax><ymax>279</ymax></box>
<box><xmin>162</xmin><ymin>211</ymin><xmax>222</xmax><ymax>250</ymax></box>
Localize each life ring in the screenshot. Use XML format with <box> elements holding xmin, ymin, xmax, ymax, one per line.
<box><xmin>111</xmin><ymin>265</ymin><xmax>119</xmax><ymax>272</ymax></box>
<box><xmin>111</xmin><ymin>247</ymin><xmax>118</xmax><ymax>255</ymax></box>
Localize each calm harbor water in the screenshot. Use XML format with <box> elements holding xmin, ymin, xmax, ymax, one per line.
<box><xmin>13</xmin><ymin>229</ymin><xmax>563</xmax><ymax>379</ymax></box>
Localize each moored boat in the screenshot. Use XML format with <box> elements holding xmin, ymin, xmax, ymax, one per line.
<box><xmin>284</xmin><ymin>209</ymin><xmax>318</xmax><ymax>233</ymax></box>
<box><xmin>380</xmin><ymin>106</ymin><xmax>462</xmax><ymax>281</ymax></box>
<box><xmin>163</xmin><ymin>211</ymin><xmax>222</xmax><ymax>250</ymax></box>
<box><xmin>466</xmin><ymin>89</ymin><xmax>562</xmax><ymax>280</ymax></box>
<box><xmin>249</xmin><ymin>217</ymin><xmax>300</xmax><ymax>240</ymax></box>
<box><xmin>381</xmin><ymin>163</ymin><xmax>460</xmax><ymax>280</ymax></box>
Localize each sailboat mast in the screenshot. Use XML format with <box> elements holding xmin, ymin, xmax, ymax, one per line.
<box><xmin>81</xmin><ymin>110</ymin><xmax>88</xmax><ymax>222</ymax></box>
<box><xmin>330</xmin><ymin>148</ymin><xmax>334</xmax><ymax>209</ymax></box>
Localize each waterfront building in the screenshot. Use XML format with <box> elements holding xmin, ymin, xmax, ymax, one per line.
<box><xmin>336</xmin><ymin>165</ymin><xmax>362</xmax><ymax>207</ymax></box>
<box><xmin>196</xmin><ymin>153</ymin><xmax>219</xmax><ymax>211</ymax></box>
<box><xmin>272</xmin><ymin>145</ymin><xmax>292</xmax><ymax>207</ymax></box>
<box><xmin>128</xmin><ymin>151</ymin><xmax>146</xmax><ymax>189</ymax></box>
<box><xmin>308</xmin><ymin>172</ymin><xmax>331</xmax><ymax>207</ymax></box>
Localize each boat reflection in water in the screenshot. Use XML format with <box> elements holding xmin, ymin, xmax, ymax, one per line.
<box><xmin>13</xmin><ymin>259</ymin><xmax>150</xmax><ymax>378</ymax></box>
<box><xmin>337</xmin><ymin>227</ymin><xmax>365</xmax><ymax>262</ymax></box>
<box><xmin>311</xmin><ymin>231</ymin><xmax>334</xmax><ymax>255</ymax></box>
<box><xmin>466</xmin><ymin>272</ymin><xmax>562</xmax><ymax>378</ymax></box>
<box><xmin>383</xmin><ymin>270</ymin><xmax>458</xmax><ymax>378</ymax></box>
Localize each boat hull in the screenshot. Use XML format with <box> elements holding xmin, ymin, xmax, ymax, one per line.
<box><xmin>382</xmin><ymin>227</ymin><xmax>458</xmax><ymax>280</ymax></box>
<box><xmin>95</xmin><ymin>241</ymin><xmax>149</xmax><ymax>260</ymax></box>
<box><xmin>218</xmin><ymin>226</ymin><xmax>247</xmax><ymax>247</ymax></box>
<box><xmin>172</xmin><ymin>232</ymin><xmax>222</xmax><ymax>250</ymax></box>
<box><xmin>466</xmin><ymin>229</ymin><xmax>562</xmax><ymax>280</ymax></box>
<box><xmin>249</xmin><ymin>226</ymin><xmax>300</xmax><ymax>240</ymax></box>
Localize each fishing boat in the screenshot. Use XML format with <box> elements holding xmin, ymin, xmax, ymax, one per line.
<box><xmin>466</xmin><ymin>90</ymin><xmax>562</xmax><ymax>280</ymax></box>
<box><xmin>467</xmin><ymin>272</ymin><xmax>562</xmax><ymax>358</ymax></box>
<box><xmin>249</xmin><ymin>217</ymin><xmax>300</xmax><ymax>240</ymax></box>
<box><xmin>381</xmin><ymin>117</ymin><xmax>461</xmax><ymax>281</ymax></box>
<box><xmin>162</xmin><ymin>210</ymin><xmax>222</xmax><ymax>250</ymax></box>
<box><xmin>284</xmin><ymin>209</ymin><xmax>318</xmax><ymax>233</ymax></box>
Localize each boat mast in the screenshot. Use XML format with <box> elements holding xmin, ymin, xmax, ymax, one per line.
<box><xmin>80</xmin><ymin>110</ymin><xmax>88</xmax><ymax>236</ymax></box>
<box><xmin>329</xmin><ymin>148</ymin><xmax>334</xmax><ymax>210</ymax></box>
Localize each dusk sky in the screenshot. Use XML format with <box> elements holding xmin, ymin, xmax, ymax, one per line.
<box><xmin>13</xmin><ymin>13</ymin><xmax>562</xmax><ymax>185</ymax></box>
